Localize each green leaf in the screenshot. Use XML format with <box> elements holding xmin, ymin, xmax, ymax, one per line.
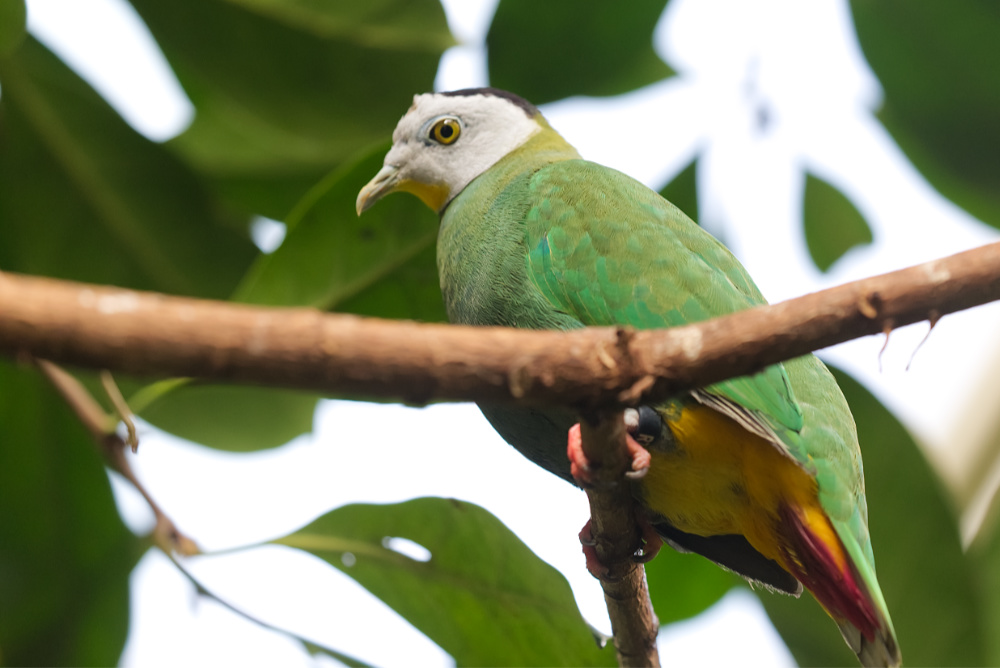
<box><xmin>759</xmin><ymin>587</ymin><xmax>858</xmax><ymax>667</ymax></box>
<box><xmin>970</xmin><ymin>514</ymin><xmax>1000</xmax><ymax>664</ymax></box>
<box><xmin>0</xmin><ymin>0</ymin><xmax>26</xmax><ymax>57</ymax></box>
<box><xmin>850</xmin><ymin>0</ymin><xmax>1000</xmax><ymax>229</ymax></box>
<box><xmin>236</xmin><ymin>143</ymin><xmax>444</xmax><ymax>321</ymax></box>
<box><xmin>0</xmin><ymin>359</ymin><xmax>140</xmax><ymax>666</ymax></box>
<box><xmin>487</xmin><ymin>0</ymin><xmax>675</xmax><ymax>105</ymax></box>
<box><xmin>802</xmin><ymin>173</ymin><xmax>873</xmax><ymax>272</ymax></box>
<box><xmin>138</xmin><ymin>383</ymin><xmax>320</xmax><ymax>452</ymax></box>
<box><xmin>333</xmin><ymin>242</ymin><xmax>447</xmax><ymax>321</ymax></box>
<box><xmin>761</xmin><ymin>366</ymin><xmax>986</xmax><ymax>666</ymax></box>
<box><xmin>273</xmin><ymin>498</ymin><xmax>616</xmax><ymax>667</ymax></box>
<box><xmin>658</xmin><ymin>156</ymin><xmax>699</xmax><ymax>225</ymax></box>
<box><xmin>129</xmin><ymin>0</ymin><xmax>451</xmax><ymax>217</ymax></box>
<box><xmin>645</xmin><ymin>546</ymin><xmax>739</xmax><ymax>626</ymax></box>
<box><xmin>0</xmin><ymin>36</ymin><xmax>256</xmax><ymax>298</ymax></box>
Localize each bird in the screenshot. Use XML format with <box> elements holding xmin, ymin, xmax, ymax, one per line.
<box><xmin>356</xmin><ymin>87</ymin><xmax>900</xmax><ymax>667</ymax></box>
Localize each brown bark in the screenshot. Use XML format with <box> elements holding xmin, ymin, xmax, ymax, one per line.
<box><xmin>0</xmin><ymin>241</ymin><xmax>998</xmax><ymax>410</ymax></box>
<box><xmin>579</xmin><ymin>412</ymin><xmax>661</xmax><ymax>667</ymax></box>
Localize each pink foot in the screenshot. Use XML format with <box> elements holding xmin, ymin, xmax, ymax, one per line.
<box><xmin>567</xmin><ymin>421</ymin><xmax>651</xmax><ymax>485</ymax></box>
<box><xmin>579</xmin><ymin>520</ymin><xmax>607</xmax><ymax>578</ymax></box>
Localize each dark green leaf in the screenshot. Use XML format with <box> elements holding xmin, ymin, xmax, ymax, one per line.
<box><xmin>0</xmin><ymin>359</ymin><xmax>140</xmax><ymax>666</ymax></box>
<box><xmin>273</xmin><ymin>498</ymin><xmax>616</xmax><ymax>667</ymax></box>
<box><xmin>129</xmin><ymin>0</ymin><xmax>451</xmax><ymax>217</ymax></box>
<box><xmin>0</xmin><ymin>0</ymin><xmax>25</xmax><ymax>57</ymax></box>
<box><xmin>335</xmin><ymin>242</ymin><xmax>447</xmax><ymax>322</ymax></box>
<box><xmin>236</xmin><ymin>143</ymin><xmax>443</xmax><ymax>320</ymax></box>
<box><xmin>487</xmin><ymin>0</ymin><xmax>674</xmax><ymax>104</ymax></box>
<box><xmin>0</xmin><ymin>37</ymin><xmax>256</xmax><ymax>298</ymax></box>
<box><xmin>759</xmin><ymin>587</ymin><xmax>858</xmax><ymax>667</ymax></box>
<box><xmin>850</xmin><ymin>0</ymin><xmax>1000</xmax><ymax>229</ymax></box>
<box><xmin>802</xmin><ymin>173</ymin><xmax>872</xmax><ymax>272</ymax></box>
<box><xmin>138</xmin><ymin>383</ymin><xmax>319</xmax><ymax>452</ymax></box>
<box><xmin>762</xmin><ymin>366</ymin><xmax>986</xmax><ymax>666</ymax></box>
<box><xmin>970</xmin><ymin>506</ymin><xmax>1000</xmax><ymax>665</ymax></box>
<box><xmin>658</xmin><ymin>156</ymin><xmax>699</xmax><ymax>225</ymax></box>
<box><xmin>645</xmin><ymin>546</ymin><xmax>739</xmax><ymax>626</ymax></box>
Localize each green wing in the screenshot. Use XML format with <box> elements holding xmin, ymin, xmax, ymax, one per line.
<box><xmin>523</xmin><ymin>159</ymin><xmax>803</xmax><ymax>433</ymax></box>
<box><xmin>521</xmin><ymin>158</ymin><xmax>876</xmax><ymax>568</ymax></box>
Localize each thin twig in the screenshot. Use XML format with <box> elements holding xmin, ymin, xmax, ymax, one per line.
<box><xmin>101</xmin><ymin>370</ymin><xmax>139</xmax><ymax>452</ymax></box>
<box><xmin>166</xmin><ymin>553</ymin><xmax>373</xmax><ymax>668</ymax></box>
<box><xmin>36</xmin><ymin>359</ymin><xmax>198</xmax><ymax>556</ymax></box>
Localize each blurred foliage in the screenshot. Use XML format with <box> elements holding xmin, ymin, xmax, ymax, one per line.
<box><xmin>139</xmin><ymin>384</ymin><xmax>321</xmax><ymax>452</ymax></box>
<box><xmin>850</xmin><ymin>0</ymin><xmax>1000</xmax><ymax>230</ymax></box>
<box><xmin>658</xmin><ymin>157</ymin><xmax>699</xmax><ymax>225</ymax></box>
<box><xmin>802</xmin><ymin>173</ymin><xmax>873</xmax><ymax>272</ymax></box>
<box><xmin>1</xmin><ymin>0</ymin><xmax>999</xmax><ymax>665</ymax></box>
<box><xmin>274</xmin><ymin>498</ymin><xmax>616</xmax><ymax>667</ymax></box>
<box><xmin>488</xmin><ymin>0</ymin><xmax>674</xmax><ymax>104</ymax></box>
<box><xmin>645</xmin><ymin>543</ymin><xmax>740</xmax><ymax>625</ymax></box>
<box><xmin>0</xmin><ymin>0</ymin><xmax>25</xmax><ymax>57</ymax></box>
<box><xmin>130</xmin><ymin>0</ymin><xmax>451</xmax><ymax>219</ymax></box>
<box><xmin>0</xmin><ymin>36</ymin><xmax>256</xmax><ymax>298</ymax></box>
<box><xmin>0</xmin><ymin>359</ymin><xmax>141</xmax><ymax>666</ymax></box>
<box><xmin>235</xmin><ymin>143</ymin><xmax>444</xmax><ymax>319</ymax></box>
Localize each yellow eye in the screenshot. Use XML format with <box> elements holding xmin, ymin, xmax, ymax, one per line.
<box><xmin>429</xmin><ymin>117</ymin><xmax>461</xmax><ymax>145</ymax></box>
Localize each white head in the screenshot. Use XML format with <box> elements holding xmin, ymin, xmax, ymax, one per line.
<box><xmin>356</xmin><ymin>88</ymin><xmax>544</xmax><ymax>215</ymax></box>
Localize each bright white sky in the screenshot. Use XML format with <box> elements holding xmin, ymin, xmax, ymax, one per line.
<box><xmin>21</xmin><ymin>0</ymin><xmax>1000</xmax><ymax>666</ymax></box>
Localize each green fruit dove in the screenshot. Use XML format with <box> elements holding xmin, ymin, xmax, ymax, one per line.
<box><xmin>356</xmin><ymin>88</ymin><xmax>900</xmax><ymax>667</ymax></box>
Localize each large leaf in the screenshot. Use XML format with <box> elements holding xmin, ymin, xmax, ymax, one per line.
<box><xmin>762</xmin><ymin>367</ymin><xmax>986</xmax><ymax>666</ymax></box>
<box><xmin>236</xmin><ymin>143</ymin><xmax>444</xmax><ymax>321</ymax></box>
<box><xmin>658</xmin><ymin>156</ymin><xmax>699</xmax><ymax>225</ymax></box>
<box><xmin>0</xmin><ymin>359</ymin><xmax>141</xmax><ymax>665</ymax></box>
<box><xmin>273</xmin><ymin>498</ymin><xmax>616</xmax><ymax>667</ymax></box>
<box><xmin>138</xmin><ymin>383</ymin><xmax>320</xmax><ymax>452</ymax></box>
<box><xmin>129</xmin><ymin>0</ymin><xmax>451</xmax><ymax>217</ymax></box>
<box><xmin>645</xmin><ymin>545</ymin><xmax>739</xmax><ymax>626</ymax></box>
<box><xmin>802</xmin><ymin>173</ymin><xmax>872</xmax><ymax>273</ymax></box>
<box><xmin>850</xmin><ymin>0</ymin><xmax>1000</xmax><ymax>229</ymax></box>
<box><xmin>487</xmin><ymin>0</ymin><xmax>675</xmax><ymax>105</ymax></box>
<box><xmin>0</xmin><ymin>0</ymin><xmax>25</xmax><ymax>57</ymax></box>
<box><xmin>0</xmin><ymin>37</ymin><xmax>256</xmax><ymax>298</ymax></box>
<box><xmin>760</xmin><ymin>586</ymin><xmax>857</xmax><ymax>667</ymax></box>
<box><xmin>970</xmin><ymin>500</ymin><xmax>1000</xmax><ymax>665</ymax></box>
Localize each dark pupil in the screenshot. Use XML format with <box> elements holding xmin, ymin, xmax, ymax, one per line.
<box><xmin>439</xmin><ymin>123</ymin><xmax>454</xmax><ymax>139</ymax></box>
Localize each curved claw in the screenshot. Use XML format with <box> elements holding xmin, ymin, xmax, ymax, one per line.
<box><xmin>567</xmin><ymin>420</ymin><xmax>652</xmax><ymax>485</ymax></box>
<box><xmin>625</xmin><ymin>433</ymin><xmax>651</xmax><ymax>479</ymax></box>
<box><xmin>633</xmin><ymin>520</ymin><xmax>663</xmax><ymax>564</ymax></box>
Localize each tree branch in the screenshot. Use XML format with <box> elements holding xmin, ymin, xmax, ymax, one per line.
<box><xmin>1</xmin><ymin>242</ymin><xmax>998</xmax><ymax>409</ymax></box>
<box><xmin>579</xmin><ymin>411</ymin><xmax>660</xmax><ymax>667</ymax></box>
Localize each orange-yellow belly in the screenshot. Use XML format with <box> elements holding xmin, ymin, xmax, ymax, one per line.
<box><xmin>639</xmin><ymin>403</ymin><xmax>843</xmax><ymax>570</ymax></box>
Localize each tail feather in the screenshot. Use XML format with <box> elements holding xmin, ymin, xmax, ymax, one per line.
<box><xmin>781</xmin><ymin>505</ymin><xmax>901</xmax><ymax>667</ymax></box>
<box><xmin>837</xmin><ymin>619</ymin><xmax>901</xmax><ymax>668</ymax></box>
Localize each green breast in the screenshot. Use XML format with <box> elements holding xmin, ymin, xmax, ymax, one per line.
<box><xmin>437</xmin><ymin>130</ymin><xmax>583</xmax><ymax>331</ymax></box>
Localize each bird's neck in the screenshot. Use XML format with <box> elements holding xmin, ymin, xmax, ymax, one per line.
<box><xmin>518</xmin><ymin>116</ymin><xmax>582</xmax><ymax>164</ymax></box>
<box><xmin>435</xmin><ymin>123</ymin><xmax>581</xmax><ymax>329</ymax></box>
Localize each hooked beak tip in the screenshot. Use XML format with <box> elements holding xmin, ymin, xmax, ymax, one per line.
<box><xmin>356</xmin><ymin>165</ymin><xmax>400</xmax><ymax>216</ymax></box>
